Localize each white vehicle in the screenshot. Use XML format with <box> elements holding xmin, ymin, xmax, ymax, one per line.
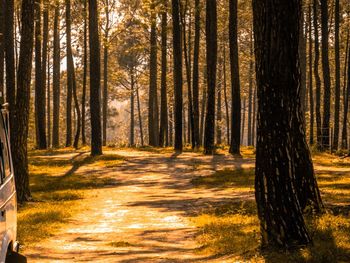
<box><xmin>0</xmin><ymin>104</ymin><xmax>20</xmax><ymax>263</ymax></box>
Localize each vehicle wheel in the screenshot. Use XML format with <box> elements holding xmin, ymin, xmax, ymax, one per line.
<box><xmin>5</xmin><ymin>251</ymin><xmax>27</xmax><ymax>263</ymax></box>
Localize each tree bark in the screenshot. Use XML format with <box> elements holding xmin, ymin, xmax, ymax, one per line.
<box><xmin>102</xmin><ymin>0</ymin><xmax>109</xmax><ymax>146</ymax></box>
<box><xmin>253</xmin><ymin>0</ymin><xmax>313</xmax><ymax>248</ymax></box>
<box><xmin>81</xmin><ymin>0</ymin><xmax>87</xmax><ymax>145</ymax></box>
<box><xmin>172</xmin><ymin>0</ymin><xmax>183</xmax><ymax>152</ymax></box>
<box><xmin>136</xmin><ymin>84</ymin><xmax>144</xmax><ymax>146</ymax></box>
<box><xmin>159</xmin><ymin>0</ymin><xmax>169</xmax><ymax>147</ymax></box>
<box><xmin>130</xmin><ymin>72</ymin><xmax>135</xmax><ymax>146</ymax></box>
<box><xmin>320</xmin><ymin>0</ymin><xmax>331</xmax><ymax>150</ymax></box>
<box><xmin>204</xmin><ymin>0</ymin><xmax>217</xmax><ymax>155</ymax></box>
<box><xmin>0</xmin><ymin>0</ymin><xmax>4</xmax><ymax>96</ymax></box>
<box><xmin>12</xmin><ymin>0</ymin><xmax>35</xmax><ymax>202</ymax></box>
<box><xmin>341</xmin><ymin>30</ymin><xmax>349</xmax><ymax>149</ymax></box>
<box><xmin>52</xmin><ymin>0</ymin><xmax>60</xmax><ymax>148</ymax></box>
<box><xmin>216</xmin><ymin>55</ymin><xmax>222</xmax><ymax>145</ymax></box>
<box><xmin>247</xmin><ymin>29</ymin><xmax>253</xmax><ymax>146</ymax></box>
<box><xmin>89</xmin><ymin>0</ymin><xmax>102</xmax><ymax>155</ymax></box>
<box><xmin>42</xmin><ymin>0</ymin><xmax>49</xmax><ymax>146</ymax></box>
<box><xmin>229</xmin><ymin>0</ymin><xmax>241</xmax><ymax>155</ymax></box>
<box><xmin>308</xmin><ymin>4</ymin><xmax>314</xmax><ymax>145</ymax></box>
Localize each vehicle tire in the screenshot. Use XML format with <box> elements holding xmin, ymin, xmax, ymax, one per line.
<box><xmin>5</xmin><ymin>251</ymin><xmax>27</xmax><ymax>263</ymax></box>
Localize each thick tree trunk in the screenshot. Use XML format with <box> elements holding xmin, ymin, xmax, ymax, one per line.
<box><xmin>12</xmin><ymin>0</ymin><xmax>35</xmax><ymax>203</ymax></box>
<box><xmin>172</xmin><ymin>0</ymin><xmax>183</xmax><ymax>152</ymax></box>
<box><xmin>247</xmin><ymin>29</ymin><xmax>253</xmax><ymax>146</ymax></box>
<box><xmin>35</xmin><ymin>0</ymin><xmax>47</xmax><ymax>149</ymax></box>
<box><xmin>192</xmin><ymin>0</ymin><xmax>200</xmax><ymax>149</ymax></box>
<box><xmin>299</xmin><ymin>8</ymin><xmax>307</xmax><ymax>122</ymax></box>
<box><xmin>320</xmin><ymin>0</ymin><xmax>331</xmax><ymax>150</ymax></box>
<box><xmin>341</xmin><ymin>30</ymin><xmax>349</xmax><ymax>149</ymax></box>
<box><xmin>204</xmin><ymin>0</ymin><xmax>217</xmax><ymax>155</ymax></box>
<box><xmin>89</xmin><ymin>0</ymin><xmax>102</xmax><ymax>155</ymax></box>
<box><xmin>52</xmin><ymin>0</ymin><xmax>60</xmax><ymax>148</ymax></box>
<box><xmin>253</xmin><ymin>0</ymin><xmax>316</xmax><ymax>248</ymax></box>
<box><xmin>81</xmin><ymin>0</ymin><xmax>87</xmax><ymax>145</ymax></box>
<box><xmin>314</xmin><ymin>0</ymin><xmax>322</xmax><ymax>149</ymax></box>
<box><xmin>229</xmin><ymin>0</ymin><xmax>241</xmax><ymax>155</ymax></box>
<box><xmin>149</xmin><ymin>1</ymin><xmax>159</xmax><ymax>146</ymax></box>
<box><xmin>308</xmin><ymin>4</ymin><xmax>314</xmax><ymax>145</ymax></box>
<box><xmin>332</xmin><ymin>0</ymin><xmax>340</xmax><ymax>151</ymax></box>
<box><xmin>159</xmin><ymin>0</ymin><xmax>169</xmax><ymax>147</ymax></box>
<box><xmin>0</xmin><ymin>0</ymin><xmax>4</xmax><ymax>96</ymax></box>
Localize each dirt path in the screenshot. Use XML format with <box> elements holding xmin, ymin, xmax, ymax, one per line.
<box><xmin>25</xmin><ymin>150</ymin><xmax>254</xmax><ymax>263</ymax></box>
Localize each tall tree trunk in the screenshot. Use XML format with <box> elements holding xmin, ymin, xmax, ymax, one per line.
<box><xmin>42</xmin><ymin>0</ymin><xmax>49</xmax><ymax>146</ymax></box>
<box><xmin>12</xmin><ymin>0</ymin><xmax>35</xmax><ymax>202</ymax></box>
<box><xmin>4</xmin><ymin>0</ymin><xmax>16</xmax><ymax>132</ymax></box>
<box><xmin>341</xmin><ymin>30</ymin><xmax>349</xmax><ymax>149</ymax></box>
<box><xmin>52</xmin><ymin>0</ymin><xmax>60</xmax><ymax>148</ymax></box>
<box><xmin>130</xmin><ymin>73</ymin><xmax>135</xmax><ymax>147</ymax></box>
<box><xmin>320</xmin><ymin>0</ymin><xmax>331</xmax><ymax>150</ymax></box>
<box><xmin>247</xmin><ymin>29</ymin><xmax>253</xmax><ymax>146</ymax></box>
<box><xmin>241</xmin><ymin>97</ymin><xmax>246</xmax><ymax>144</ymax></box>
<box><xmin>47</xmin><ymin>48</ymin><xmax>51</xmax><ymax>147</ymax></box>
<box><xmin>72</xmin><ymin>68</ymin><xmax>81</xmax><ymax>149</ymax></box>
<box><xmin>314</xmin><ymin>0</ymin><xmax>322</xmax><ymax>149</ymax></box>
<box><xmin>102</xmin><ymin>0</ymin><xmax>109</xmax><ymax>146</ymax></box>
<box><xmin>216</xmin><ymin>55</ymin><xmax>222</xmax><ymax>145</ymax></box>
<box><xmin>299</xmin><ymin>7</ymin><xmax>307</xmax><ymax>121</ymax></box>
<box><xmin>136</xmin><ymin>84</ymin><xmax>144</xmax><ymax>146</ymax></box>
<box><xmin>35</xmin><ymin>0</ymin><xmax>47</xmax><ymax>149</ymax></box>
<box><xmin>204</xmin><ymin>0</ymin><xmax>217</xmax><ymax>155</ymax></box>
<box><xmin>65</xmin><ymin>0</ymin><xmax>73</xmax><ymax>147</ymax></box>
<box><xmin>89</xmin><ymin>0</ymin><xmax>102</xmax><ymax>155</ymax></box>
<box><xmin>0</xmin><ymin>0</ymin><xmax>4</xmax><ymax>96</ymax></box>
<box><xmin>252</xmin><ymin>84</ymin><xmax>257</xmax><ymax>146</ymax></box>
<box><xmin>223</xmin><ymin>44</ymin><xmax>230</xmax><ymax>145</ymax></box>
<box><xmin>159</xmin><ymin>0</ymin><xmax>169</xmax><ymax>147</ymax></box>
<box><xmin>253</xmin><ymin>0</ymin><xmax>313</xmax><ymax>247</ymax></box>
<box><xmin>229</xmin><ymin>0</ymin><xmax>241</xmax><ymax>155</ymax></box>
<box><xmin>332</xmin><ymin>0</ymin><xmax>340</xmax><ymax>151</ymax></box>
<box><xmin>192</xmin><ymin>0</ymin><xmax>200</xmax><ymax>149</ymax></box>
<box><xmin>81</xmin><ymin>0</ymin><xmax>87</xmax><ymax>145</ymax></box>
<box><xmin>149</xmin><ymin>1</ymin><xmax>159</xmax><ymax>146</ymax></box>
<box><xmin>172</xmin><ymin>0</ymin><xmax>183</xmax><ymax>152</ymax></box>
<box><xmin>308</xmin><ymin>4</ymin><xmax>314</xmax><ymax>145</ymax></box>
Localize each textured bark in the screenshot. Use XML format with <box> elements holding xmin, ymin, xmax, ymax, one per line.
<box><xmin>341</xmin><ymin>30</ymin><xmax>349</xmax><ymax>149</ymax></box>
<box><xmin>89</xmin><ymin>0</ymin><xmax>102</xmax><ymax>155</ymax></box>
<box><xmin>313</xmin><ymin>0</ymin><xmax>322</xmax><ymax>149</ymax></box>
<box><xmin>43</xmin><ymin>0</ymin><xmax>49</xmax><ymax>146</ymax></box>
<box><xmin>81</xmin><ymin>0</ymin><xmax>87</xmax><ymax>145</ymax></box>
<box><xmin>299</xmin><ymin>8</ymin><xmax>307</xmax><ymax>121</ymax></box>
<box><xmin>204</xmin><ymin>0</ymin><xmax>217</xmax><ymax>155</ymax></box>
<box><xmin>159</xmin><ymin>0</ymin><xmax>169</xmax><ymax>147</ymax></box>
<box><xmin>148</xmin><ymin>1</ymin><xmax>159</xmax><ymax>146</ymax></box>
<box><xmin>229</xmin><ymin>0</ymin><xmax>241</xmax><ymax>155</ymax></box>
<box><xmin>223</xmin><ymin>46</ymin><xmax>230</xmax><ymax>145</ymax></box>
<box><xmin>192</xmin><ymin>0</ymin><xmax>200</xmax><ymax>149</ymax></box>
<box><xmin>308</xmin><ymin>4</ymin><xmax>314</xmax><ymax>145</ymax></box>
<box><xmin>65</xmin><ymin>0</ymin><xmax>73</xmax><ymax>147</ymax></box>
<box><xmin>172</xmin><ymin>0</ymin><xmax>183</xmax><ymax>151</ymax></box>
<box><xmin>35</xmin><ymin>0</ymin><xmax>47</xmax><ymax>149</ymax></box>
<box><xmin>52</xmin><ymin>0</ymin><xmax>60</xmax><ymax>148</ymax></box>
<box><xmin>12</xmin><ymin>0</ymin><xmax>35</xmax><ymax>202</ymax></box>
<box><xmin>320</xmin><ymin>0</ymin><xmax>331</xmax><ymax>150</ymax></box>
<box><xmin>216</xmin><ymin>55</ymin><xmax>222</xmax><ymax>145</ymax></box>
<box><xmin>0</xmin><ymin>0</ymin><xmax>4</xmax><ymax>95</ymax></box>
<box><xmin>247</xmin><ymin>30</ymin><xmax>253</xmax><ymax>146</ymax></box>
<box><xmin>102</xmin><ymin>0</ymin><xmax>109</xmax><ymax>146</ymax></box>
<box><xmin>332</xmin><ymin>0</ymin><xmax>340</xmax><ymax>151</ymax></box>
<box><xmin>253</xmin><ymin>0</ymin><xmax>313</xmax><ymax>248</ymax></box>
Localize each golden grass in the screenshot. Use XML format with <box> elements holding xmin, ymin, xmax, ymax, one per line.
<box><xmin>191</xmin><ymin>154</ymin><xmax>350</xmax><ymax>262</ymax></box>
<box><xmin>18</xmin><ymin>148</ymin><xmax>124</xmax><ymax>248</ymax></box>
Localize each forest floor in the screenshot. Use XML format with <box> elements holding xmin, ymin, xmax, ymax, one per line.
<box><xmin>19</xmin><ymin>147</ymin><xmax>350</xmax><ymax>262</ymax></box>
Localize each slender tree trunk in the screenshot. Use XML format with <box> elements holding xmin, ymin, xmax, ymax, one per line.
<box><xmin>0</xmin><ymin>0</ymin><xmax>4</xmax><ymax>96</ymax></box>
<box><xmin>65</xmin><ymin>0</ymin><xmax>73</xmax><ymax>147</ymax></box>
<box><xmin>47</xmin><ymin>48</ymin><xmax>51</xmax><ymax>148</ymax></box>
<box><xmin>136</xmin><ymin>84</ymin><xmax>144</xmax><ymax>146</ymax></box>
<box><xmin>149</xmin><ymin>1</ymin><xmax>159</xmax><ymax>146</ymax></box>
<box><xmin>169</xmin><ymin>105</ymin><xmax>173</xmax><ymax>146</ymax></box>
<box><xmin>81</xmin><ymin>0</ymin><xmax>87</xmax><ymax>145</ymax></box>
<box><xmin>332</xmin><ymin>0</ymin><xmax>340</xmax><ymax>151</ymax></box>
<box><xmin>89</xmin><ymin>0</ymin><xmax>102</xmax><ymax>155</ymax></box>
<box><xmin>204</xmin><ymin>0</ymin><xmax>217</xmax><ymax>155</ymax></box>
<box><xmin>200</xmin><ymin>84</ymin><xmax>206</xmax><ymax>146</ymax></box>
<box><xmin>216</xmin><ymin>55</ymin><xmax>222</xmax><ymax>145</ymax></box>
<box><xmin>12</xmin><ymin>0</ymin><xmax>35</xmax><ymax>202</ymax></box>
<box><xmin>252</xmin><ymin>84</ymin><xmax>257</xmax><ymax>146</ymax></box>
<box><xmin>103</xmin><ymin>0</ymin><xmax>109</xmax><ymax>146</ymax></box>
<box><xmin>308</xmin><ymin>4</ymin><xmax>314</xmax><ymax>145</ymax></box>
<box><xmin>223</xmin><ymin>45</ymin><xmax>230</xmax><ymax>145</ymax></box>
<box><xmin>5</xmin><ymin>0</ymin><xmax>16</xmax><ymax>133</ymax></box>
<box><xmin>130</xmin><ymin>73</ymin><xmax>135</xmax><ymax>147</ymax></box>
<box><xmin>192</xmin><ymin>0</ymin><xmax>200</xmax><ymax>149</ymax></box>
<box><xmin>247</xmin><ymin>29</ymin><xmax>253</xmax><ymax>146</ymax></box>
<box><xmin>229</xmin><ymin>0</ymin><xmax>241</xmax><ymax>155</ymax></box>
<box><xmin>159</xmin><ymin>0</ymin><xmax>169</xmax><ymax>147</ymax></box>
<box><xmin>241</xmin><ymin>98</ymin><xmax>246</xmax><ymax>144</ymax></box>
<box><xmin>52</xmin><ymin>0</ymin><xmax>60</xmax><ymax>148</ymax></box>
<box><xmin>341</xmin><ymin>30</ymin><xmax>349</xmax><ymax>149</ymax></box>
<box><xmin>320</xmin><ymin>0</ymin><xmax>331</xmax><ymax>150</ymax></box>
<box><xmin>35</xmin><ymin>0</ymin><xmax>47</xmax><ymax>149</ymax></box>
<box><xmin>72</xmin><ymin>68</ymin><xmax>81</xmax><ymax>149</ymax></box>
<box><xmin>172</xmin><ymin>0</ymin><xmax>183</xmax><ymax>151</ymax></box>
<box><xmin>42</xmin><ymin>0</ymin><xmax>49</xmax><ymax>146</ymax></box>
<box><xmin>253</xmin><ymin>0</ymin><xmax>313</xmax><ymax>247</ymax></box>
<box><xmin>314</xmin><ymin>0</ymin><xmax>322</xmax><ymax>149</ymax></box>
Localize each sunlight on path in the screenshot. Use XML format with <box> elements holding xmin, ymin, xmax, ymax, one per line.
<box><xmin>24</xmin><ymin>150</ymin><xmax>254</xmax><ymax>262</ymax></box>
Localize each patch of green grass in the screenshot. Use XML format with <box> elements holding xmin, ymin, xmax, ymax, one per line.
<box><xmin>109</xmin><ymin>241</ymin><xmax>135</xmax><ymax>247</ymax></box>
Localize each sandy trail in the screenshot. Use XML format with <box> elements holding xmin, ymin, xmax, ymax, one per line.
<box><xmin>25</xmin><ymin>149</ymin><xmax>254</xmax><ymax>263</ymax></box>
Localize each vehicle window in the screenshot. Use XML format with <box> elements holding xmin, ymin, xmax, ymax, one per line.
<box><xmin>0</xmin><ymin>116</ymin><xmax>11</xmax><ymax>178</ymax></box>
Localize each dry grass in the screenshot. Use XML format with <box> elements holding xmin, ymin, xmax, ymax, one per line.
<box><xmin>191</xmin><ymin>154</ymin><xmax>350</xmax><ymax>262</ymax></box>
